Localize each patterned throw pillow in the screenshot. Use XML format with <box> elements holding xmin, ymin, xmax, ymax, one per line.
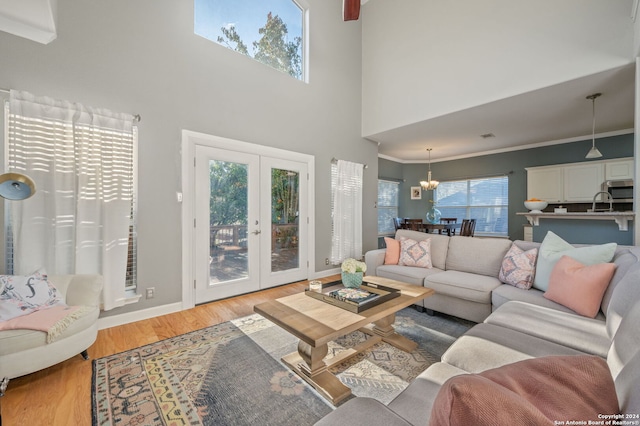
<box><xmin>0</xmin><ymin>269</ymin><xmax>63</xmax><ymax>321</ymax></box>
<box><xmin>498</xmin><ymin>243</ymin><xmax>538</xmax><ymax>289</ymax></box>
<box><xmin>399</xmin><ymin>238</ymin><xmax>433</xmax><ymax>268</ymax></box>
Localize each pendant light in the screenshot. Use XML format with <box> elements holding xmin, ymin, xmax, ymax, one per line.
<box><xmin>420</xmin><ymin>148</ymin><xmax>439</xmax><ymax>190</ymax></box>
<box><xmin>585</xmin><ymin>93</ymin><xmax>603</xmax><ymax>159</ymax></box>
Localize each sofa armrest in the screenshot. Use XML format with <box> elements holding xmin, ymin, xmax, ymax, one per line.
<box><xmin>314</xmin><ymin>397</ymin><xmax>412</xmax><ymax>426</ymax></box>
<box><xmin>51</xmin><ymin>274</ymin><xmax>104</xmax><ymax>307</ymax></box>
<box><xmin>365</xmin><ymin>249</ymin><xmax>387</xmax><ymax>276</ymax></box>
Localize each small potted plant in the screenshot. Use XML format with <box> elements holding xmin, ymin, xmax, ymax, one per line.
<box><xmin>341</xmin><ymin>258</ymin><xmax>367</xmax><ymax>288</ymax></box>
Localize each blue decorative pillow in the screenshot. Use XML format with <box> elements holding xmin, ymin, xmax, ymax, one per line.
<box><xmin>532</xmin><ymin>232</ymin><xmax>617</xmax><ymax>291</ymax></box>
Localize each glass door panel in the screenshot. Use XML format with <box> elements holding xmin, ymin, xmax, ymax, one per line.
<box><xmin>260</xmin><ymin>157</ymin><xmax>307</xmax><ymax>288</ymax></box>
<box><xmin>271</xmin><ymin>168</ymin><xmax>300</xmax><ymax>272</ymax></box>
<box><xmin>195</xmin><ymin>146</ymin><xmax>260</xmax><ymax>304</ymax></box>
<box><xmin>209</xmin><ymin>159</ymin><xmax>249</xmax><ymax>282</ymax></box>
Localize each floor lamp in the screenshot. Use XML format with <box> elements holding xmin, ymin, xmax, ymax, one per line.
<box><xmin>0</xmin><ymin>172</ymin><xmax>35</xmax><ymax>426</ymax></box>
<box><xmin>0</xmin><ymin>173</ymin><xmax>36</xmax><ymax>201</ymax></box>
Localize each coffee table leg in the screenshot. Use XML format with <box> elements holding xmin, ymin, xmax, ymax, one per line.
<box><xmin>362</xmin><ymin>313</ymin><xmax>418</xmax><ymax>353</ymax></box>
<box><xmin>282</xmin><ymin>341</ymin><xmax>351</xmax><ymax>405</ymax></box>
<box><xmin>297</xmin><ymin>340</ymin><xmax>328</xmax><ymax>377</ymax></box>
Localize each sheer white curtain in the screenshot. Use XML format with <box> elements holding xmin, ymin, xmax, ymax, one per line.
<box><xmin>330</xmin><ymin>159</ymin><xmax>364</xmax><ymax>264</ymax></box>
<box><xmin>7</xmin><ymin>90</ymin><xmax>135</xmax><ymax>310</ymax></box>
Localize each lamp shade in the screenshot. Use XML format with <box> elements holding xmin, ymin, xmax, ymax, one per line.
<box><xmin>0</xmin><ymin>173</ymin><xmax>36</xmax><ymax>200</ymax></box>
<box><xmin>585</xmin><ymin>146</ymin><xmax>603</xmax><ymax>159</ymax></box>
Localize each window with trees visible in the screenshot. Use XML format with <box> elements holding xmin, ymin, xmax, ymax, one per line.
<box><xmin>194</xmin><ymin>0</ymin><xmax>305</xmax><ymax>81</ymax></box>
<box><xmin>435</xmin><ymin>176</ymin><xmax>509</xmax><ymax>236</ymax></box>
<box><xmin>378</xmin><ymin>180</ymin><xmax>399</xmax><ymax>236</ymax></box>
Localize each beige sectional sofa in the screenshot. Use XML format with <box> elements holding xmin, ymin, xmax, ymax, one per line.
<box><xmin>315</xmin><ymin>230</ymin><xmax>640</xmax><ymax>425</ymax></box>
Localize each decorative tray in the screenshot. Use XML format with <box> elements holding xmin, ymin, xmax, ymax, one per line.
<box><xmin>305</xmin><ymin>279</ymin><xmax>400</xmax><ymax>313</ymax></box>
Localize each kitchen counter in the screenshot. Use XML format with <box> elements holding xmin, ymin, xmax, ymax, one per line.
<box><xmin>516</xmin><ymin>211</ymin><xmax>635</xmax><ymax>231</ymax></box>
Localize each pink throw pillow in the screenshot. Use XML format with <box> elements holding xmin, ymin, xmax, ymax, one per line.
<box><xmin>399</xmin><ymin>238</ymin><xmax>432</xmax><ymax>268</ymax></box>
<box><xmin>384</xmin><ymin>237</ymin><xmax>400</xmax><ymax>265</ymax></box>
<box><xmin>543</xmin><ymin>255</ymin><xmax>616</xmax><ymax>318</ymax></box>
<box><xmin>498</xmin><ymin>243</ymin><xmax>538</xmax><ymax>289</ymax></box>
<box><xmin>429</xmin><ymin>355</ymin><xmax>619</xmax><ymax>426</ymax></box>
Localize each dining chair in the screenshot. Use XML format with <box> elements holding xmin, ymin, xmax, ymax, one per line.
<box><xmin>439</xmin><ymin>217</ymin><xmax>457</xmax><ymax>235</ymax></box>
<box><xmin>393</xmin><ymin>217</ymin><xmax>403</xmax><ymax>231</ymax></box>
<box><xmin>460</xmin><ymin>219</ymin><xmax>476</xmax><ymax>237</ymax></box>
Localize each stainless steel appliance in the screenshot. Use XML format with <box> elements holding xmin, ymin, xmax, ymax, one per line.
<box><xmin>602</xmin><ymin>179</ymin><xmax>634</xmax><ymax>202</ymax></box>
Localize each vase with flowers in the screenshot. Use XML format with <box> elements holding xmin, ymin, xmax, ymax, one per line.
<box><xmin>341</xmin><ymin>258</ymin><xmax>367</xmax><ymax>288</ymax></box>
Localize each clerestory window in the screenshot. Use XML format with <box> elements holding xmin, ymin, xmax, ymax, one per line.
<box><xmin>194</xmin><ymin>0</ymin><xmax>306</xmax><ymax>81</ymax></box>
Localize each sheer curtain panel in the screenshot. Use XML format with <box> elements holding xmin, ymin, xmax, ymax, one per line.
<box><xmin>330</xmin><ymin>159</ymin><xmax>364</xmax><ymax>264</ymax></box>
<box><xmin>7</xmin><ymin>90</ymin><xmax>136</xmax><ymax>310</ymax></box>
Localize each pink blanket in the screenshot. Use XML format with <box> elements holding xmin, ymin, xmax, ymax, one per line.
<box><xmin>0</xmin><ymin>305</ymin><xmax>92</xmax><ymax>343</ymax></box>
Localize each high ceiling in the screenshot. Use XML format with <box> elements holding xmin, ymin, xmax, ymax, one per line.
<box><xmin>360</xmin><ymin>0</ymin><xmax>637</xmax><ymax>164</ymax></box>
<box><xmin>367</xmin><ymin>63</ymin><xmax>635</xmax><ymax>163</ymax></box>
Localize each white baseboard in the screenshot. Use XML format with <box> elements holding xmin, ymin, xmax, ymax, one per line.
<box><xmin>98</xmin><ymin>302</ymin><xmax>183</xmax><ymax>330</ymax></box>
<box><xmin>98</xmin><ymin>270</ymin><xmax>341</xmax><ymax>330</ymax></box>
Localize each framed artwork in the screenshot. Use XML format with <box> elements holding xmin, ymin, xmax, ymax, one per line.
<box><xmin>411</xmin><ymin>186</ymin><xmax>421</xmax><ymax>200</ymax></box>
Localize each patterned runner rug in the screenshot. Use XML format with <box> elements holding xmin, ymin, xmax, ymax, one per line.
<box><xmin>92</xmin><ymin>307</ymin><xmax>473</xmax><ymax>426</ymax></box>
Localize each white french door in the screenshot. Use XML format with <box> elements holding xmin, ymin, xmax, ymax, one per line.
<box><xmin>194</xmin><ymin>144</ymin><xmax>308</xmax><ymax>304</ymax></box>
<box><xmin>260</xmin><ymin>156</ymin><xmax>308</xmax><ymax>289</ymax></box>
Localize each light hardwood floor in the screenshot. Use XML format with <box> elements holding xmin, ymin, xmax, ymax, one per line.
<box><xmin>3</xmin><ymin>277</ymin><xmax>331</xmax><ymax>425</ymax></box>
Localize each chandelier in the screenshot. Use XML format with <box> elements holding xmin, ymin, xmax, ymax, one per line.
<box><xmin>420</xmin><ymin>148</ymin><xmax>439</xmax><ymax>190</ymax></box>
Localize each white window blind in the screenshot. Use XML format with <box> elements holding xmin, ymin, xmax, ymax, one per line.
<box><xmin>435</xmin><ymin>176</ymin><xmax>509</xmax><ymax>236</ymax></box>
<box><xmin>378</xmin><ymin>180</ymin><xmax>399</xmax><ymax>236</ymax></box>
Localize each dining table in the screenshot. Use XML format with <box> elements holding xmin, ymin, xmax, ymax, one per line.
<box><xmin>399</xmin><ymin>221</ymin><xmax>461</xmax><ymax>236</ymax></box>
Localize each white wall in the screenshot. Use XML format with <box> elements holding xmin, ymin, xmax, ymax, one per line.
<box><xmin>0</xmin><ymin>0</ymin><xmax>378</xmax><ymax>317</ymax></box>
<box><xmin>362</xmin><ymin>0</ymin><xmax>635</xmax><ymax>138</ymax></box>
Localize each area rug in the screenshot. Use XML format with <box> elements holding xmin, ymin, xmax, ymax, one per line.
<box><xmin>92</xmin><ymin>307</ymin><xmax>473</xmax><ymax>426</ymax></box>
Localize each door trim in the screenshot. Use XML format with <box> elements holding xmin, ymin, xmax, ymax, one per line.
<box><xmin>181</xmin><ymin>129</ymin><xmax>316</xmax><ymax>309</ymax></box>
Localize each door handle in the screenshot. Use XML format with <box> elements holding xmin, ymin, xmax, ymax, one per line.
<box><xmin>252</xmin><ymin>230</ymin><xmax>261</xmax><ymax>235</ymax></box>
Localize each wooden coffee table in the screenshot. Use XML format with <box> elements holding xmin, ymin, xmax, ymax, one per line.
<box><xmin>253</xmin><ymin>276</ymin><xmax>434</xmax><ymax>404</ymax></box>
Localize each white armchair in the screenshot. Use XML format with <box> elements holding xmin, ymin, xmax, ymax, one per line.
<box><xmin>0</xmin><ymin>274</ymin><xmax>103</xmax><ymax>379</ymax></box>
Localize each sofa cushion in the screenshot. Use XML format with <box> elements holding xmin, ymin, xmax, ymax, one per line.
<box><xmin>485</xmin><ymin>301</ymin><xmax>609</xmax><ymax>357</ymax></box>
<box><xmin>399</xmin><ymin>238</ymin><xmax>433</xmax><ymax>268</ymax></box>
<box><xmin>389</xmin><ymin>362</ymin><xmax>467</xmax><ymax>426</ymax></box>
<box><xmin>0</xmin><ymin>305</ymin><xmax>99</xmax><ymax>355</ymax></box>
<box><xmin>491</xmin><ymin>284</ymin><xmax>596</xmax><ymax>316</ymax></box>
<box><xmin>429</xmin><ymin>355</ymin><xmax>619</xmax><ymax>426</ymax></box>
<box><xmin>314</xmin><ymin>397</ymin><xmax>413</xmax><ymax>426</ymax></box>
<box><xmin>498</xmin><ymin>243</ymin><xmax>538</xmax><ymax>289</ymax></box>
<box><xmin>426</xmin><ymin>271</ymin><xmax>502</xmax><ymax>304</ymax></box>
<box><xmin>602</xmin><ymin>248</ymin><xmax>637</xmax><ymax>314</ymax></box>
<box><xmin>395</xmin><ymin>230</ymin><xmax>450</xmax><ymax>270</ymax></box>
<box><xmin>603</xmin><ymin>248</ymin><xmax>640</xmax><ymax>338</ymax></box>
<box><xmin>445</xmin><ymin>236</ymin><xmax>512</xmax><ymax>277</ymax></box>
<box><xmin>442</xmin><ymin>323</ymin><xmax>585</xmax><ymax>373</ymax></box>
<box><xmin>543</xmin><ymin>256</ymin><xmax>616</xmax><ymax>318</ymax></box>
<box><xmin>608</xmin><ymin>302</ymin><xmax>640</xmax><ymax>380</ymax></box>
<box><xmin>376</xmin><ymin>265</ymin><xmax>444</xmax><ymax>286</ymax></box>
<box><xmin>533</xmin><ymin>231</ymin><xmax>616</xmax><ymax>291</ymax></box>
<box><xmin>615</xmin><ymin>350</ymin><xmax>640</xmax><ymax>415</ymax></box>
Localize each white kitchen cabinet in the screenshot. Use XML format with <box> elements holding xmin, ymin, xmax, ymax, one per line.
<box><xmin>563</xmin><ymin>162</ymin><xmax>604</xmax><ymax>202</ymax></box>
<box><xmin>605</xmin><ymin>159</ymin><xmax>634</xmax><ymax>181</ymax></box>
<box><xmin>527</xmin><ymin>167</ymin><xmax>563</xmax><ymax>202</ymax></box>
<box><xmin>526</xmin><ymin>162</ymin><xmax>604</xmax><ymax>203</ymax></box>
